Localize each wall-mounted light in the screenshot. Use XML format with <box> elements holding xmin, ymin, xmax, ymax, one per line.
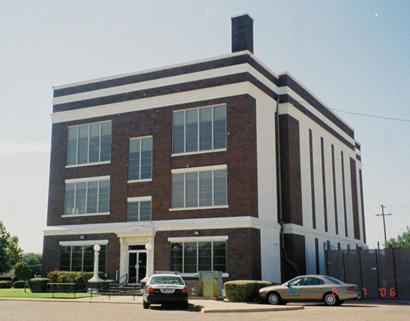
<box><xmin>193</xmin><ymin>230</ymin><xmax>200</xmax><ymax>236</ymax></box>
<box><xmin>79</xmin><ymin>235</ymin><xmax>85</xmax><ymax>240</ymax></box>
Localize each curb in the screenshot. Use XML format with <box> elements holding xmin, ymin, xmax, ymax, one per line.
<box><xmin>201</xmin><ymin>306</ymin><xmax>304</xmax><ymax>313</ymax></box>
<box><xmin>0</xmin><ymin>298</ymin><xmax>140</xmax><ymax>305</ymax></box>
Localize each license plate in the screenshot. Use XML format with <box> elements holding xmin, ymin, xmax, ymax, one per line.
<box><xmin>162</xmin><ymin>289</ymin><xmax>174</xmax><ymax>294</ymax></box>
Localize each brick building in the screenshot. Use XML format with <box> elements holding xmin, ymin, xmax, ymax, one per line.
<box><xmin>43</xmin><ymin>14</ymin><xmax>366</xmax><ymax>283</ymax></box>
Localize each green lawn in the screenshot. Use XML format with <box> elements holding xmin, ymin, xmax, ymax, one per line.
<box><xmin>0</xmin><ymin>288</ymin><xmax>95</xmax><ymax>299</ymax></box>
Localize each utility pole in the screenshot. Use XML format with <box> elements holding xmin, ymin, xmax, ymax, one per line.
<box><xmin>376</xmin><ymin>204</ymin><xmax>392</xmax><ymax>245</ymax></box>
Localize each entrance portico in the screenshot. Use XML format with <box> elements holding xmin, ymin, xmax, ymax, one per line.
<box><xmin>117</xmin><ymin>224</ymin><xmax>155</xmax><ymax>284</ymax></box>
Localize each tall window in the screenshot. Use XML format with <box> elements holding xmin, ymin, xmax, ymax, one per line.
<box><xmin>170</xmin><ymin>241</ymin><xmax>227</xmax><ymax>273</ymax></box>
<box><xmin>67</xmin><ymin>121</ymin><xmax>111</xmax><ymax>166</ymax></box>
<box><xmin>64</xmin><ymin>178</ymin><xmax>110</xmax><ymax>215</ymax></box>
<box><xmin>127</xmin><ymin>197</ymin><xmax>152</xmax><ymax>221</ymax></box>
<box><xmin>60</xmin><ymin>245</ymin><xmax>106</xmax><ymax>272</ymax></box>
<box><xmin>171</xmin><ymin>167</ymin><xmax>227</xmax><ymax>209</ymax></box>
<box><xmin>172</xmin><ymin>105</ymin><xmax>226</xmax><ymax>154</ymax></box>
<box><xmin>129</xmin><ymin>136</ymin><xmax>153</xmax><ymax>181</ymax></box>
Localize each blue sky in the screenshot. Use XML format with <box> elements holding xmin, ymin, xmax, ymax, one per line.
<box><xmin>0</xmin><ymin>0</ymin><xmax>409</xmax><ymax>253</ymax></box>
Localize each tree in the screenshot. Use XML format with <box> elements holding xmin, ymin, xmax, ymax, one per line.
<box><xmin>21</xmin><ymin>253</ymin><xmax>42</xmax><ymax>277</ymax></box>
<box><xmin>14</xmin><ymin>262</ymin><xmax>32</xmax><ymax>281</ymax></box>
<box><xmin>385</xmin><ymin>227</ymin><xmax>410</xmax><ymax>249</ymax></box>
<box><xmin>0</xmin><ymin>221</ymin><xmax>22</xmax><ymax>274</ymax></box>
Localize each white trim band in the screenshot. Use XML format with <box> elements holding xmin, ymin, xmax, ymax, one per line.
<box><xmin>65</xmin><ymin>161</ymin><xmax>110</xmax><ymax>169</ymax></box>
<box><xmin>43</xmin><ymin>216</ymin><xmax>281</xmax><ymax>236</ymax></box>
<box><xmin>168</xmin><ymin>235</ymin><xmax>228</xmax><ymax>243</ymax></box>
<box><xmin>62</xmin><ymin>212</ymin><xmax>110</xmax><ymax>218</ymax></box>
<box><xmin>127</xmin><ymin>196</ymin><xmax>152</xmax><ymax>202</ymax></box>
<box><xmin>65</xmin><ymin>175</ymin><xmax>110</xmax><ymax>184</ymax></box>
<box><xmin>169</xmin><ymin>205</ymin><xmax>228</xmax><ymax>211</ymax></box>
<box><xmin>171</xmin><ymin>164</ymin><xmax>227</xmax><ymax>174</ymax></box>
<box><xmin>59</xmin><ymin>240</ymin><xmax>109</xmax><ymax>246</ymax></box>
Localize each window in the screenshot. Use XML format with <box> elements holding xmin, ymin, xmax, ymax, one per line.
<box><xmin>60</xmin><ymin>245</ymin><xmax>106</xmax><ymax>272</ymax></box>
<box><xmin>171</xmin><ymin>167</ymin><xmax>227</xmax><ymax>209</ymax></box>
<box><xmin>172</xmin><ymin>105</ymin><xmax>226</xmax><ymax>154</ymax></box>
<box><xmin>288</xmin><ymin>277</ymin><xmax>306</xmax><ymax>286</ymax></box>
<box><xmin>129</xmin><ymin>136</ymin><xmax>153</xmax><ymax>181</ymax></box>
<box><xmin>67</xmin><ymin>121</ymin><xmax>111</xmax><ymax>166</ymax></box>
<box><xmin>64</xmin><ymin>178</ymin><xmax>110</xmax><ymax>215</ymax></box>
<box><xmin>304</xmin><ymin>277</ymin><xmax>325</xmax><ymax>286</ymax></box>
<box><xmin>127</xmin><ymin>197</ymin><xmax>152</xmax><ymax>221</ymax></box>
<box><xmin>170</xmin><ymin>241</ymin><xmax>227</xmax><ymax>273</ymax></box>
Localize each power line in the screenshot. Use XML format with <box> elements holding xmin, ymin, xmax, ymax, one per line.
<box><xmin>331</xmin><ymin>108</ymin><xmax>410</xmax><ymax>122</ymax></box>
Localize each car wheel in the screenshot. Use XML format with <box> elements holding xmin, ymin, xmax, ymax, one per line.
<box><xmin>324</xmin><ymin>293</ymin><xmax>339</xmax><ymax>306</ymax></box>
<box><xmin>143</xmin><ymin>301</ymin><xmax>150</xmax><ymax>309</ymax></box>
<box><xmin>267</xmin><ymin>292</ymin><xmax>281</xmax><ymax>305</ymax></box>
<box><xmin>181</xmin><ymin>302</ymin><xmax>189</xmax><ymax>310</ymax></box>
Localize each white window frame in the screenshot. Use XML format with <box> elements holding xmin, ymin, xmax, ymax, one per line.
<box><xmin>169</xmin><ymin>236</ymin><xmax>228</xmax><ymax>276</ymax></box>
<box><xmin>172</xmin><ymin>104</ymin><xmax>227</xmax><ymax>156</ymax></box>
<box><xmin>59</xmin><ymin>241</ymin><xmax>107</xmax><ymax>272</ymax></box>
<box><xmin>63</xmin><ymin>176</ymin><xmax>110</xmax><ymax>217</ymax></box>
<box><xmin>66</xmin><ymin>120</ymin><xmax>111</xmax><ymax>168</ymax></box>
<box><xmin>127</xmin><ymin>196</ymin><xmax>152</xmax><ymax>222</ymax></box>
<box><xmin>170</xmin><ymin>165</ymin><xmax>228</xmax><ymax>211</ymax></box>
<box><xmin>128</xmin><ymin>135</ymin><xmax>153</xmax><ymax>183</ymax></box>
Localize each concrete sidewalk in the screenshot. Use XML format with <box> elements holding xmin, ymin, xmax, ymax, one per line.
<box><xmin>0</xmin><ymin>295</ymin><xmax>304</xmax><ymax>313</ymax></box>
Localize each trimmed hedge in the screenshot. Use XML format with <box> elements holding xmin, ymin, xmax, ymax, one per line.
<box><xmin>224</xmin><ymin>280</ymin><xmax>273</xmax><ymax>302</ymax></box>
<box><xmin>13</xmin><ymin>280</ymin><xmax>26</xmax><ymax>288</ymax></box>
<box><xmin>28</xmin><ymin>278</ymin><xmax>49</xmax><ymax>293</ymax></box>
<box><xmin>47</xmin><ymin>271</ymin><xmax>104</xmax><ymax>291</ymax></box>
<box><xmin>0</xmin><ymin>280</ymin><xmax>12</xmax><ymax>288</ymax></box>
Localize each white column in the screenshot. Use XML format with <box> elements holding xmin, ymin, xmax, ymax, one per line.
<box><xmin>89</xmin><ymin>244</ymin><xmax>102</xmax><ymax>282</ymax></box>
<box><xmin>119</xmin><ymin>238</ymin><xmax>127</xmax><ymax>283</ymax></box>
<box><xmin>145</xmin><ymin>238</ymin><xmax>154</xmax><ymax>280</ymax></box>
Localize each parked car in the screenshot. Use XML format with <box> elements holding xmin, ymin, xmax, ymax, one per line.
<box><xmin>141</xmin><ymin>272</ymin><xmax>189</xmax><ymax>309</ymax></box>
<box><xmin>259</xmin><ymin>275</ymin><xmax>361</xmax><ymax>306</ymax></box>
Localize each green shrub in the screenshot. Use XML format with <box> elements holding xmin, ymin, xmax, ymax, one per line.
<box><xmin>13</xmin><ymin>280</ymin><xmax>26</xmax><ymax>288</ymax></box>
<box><xmin>14</xmin><ymin>262</ymin><xmax>32</xmax><ymax>281</ymax></box>
<box><xmin>46</xmin><ymin>271</ymin><xmax>104</xmax><ymax>291</ymax></box>
<box><xmin>28</xmin><ymin>278</ymin><xmax>49</xmax><ymax>293</ymax></box>
<box><xmin>224</xmin><ymin>280</ymin><xmax>273</xmax><ymax>302</ymax></box>
<box><xmin>0</xmin><ymin>280</ymin><xmax>12</xmax><ymax>288</ymax></box>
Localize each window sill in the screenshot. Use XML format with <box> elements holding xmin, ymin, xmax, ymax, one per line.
<box><xmin>169</xmin><ymin>205</ymin><xmax>228</xmax><ymax>211</ymax></box>
<box><xmin>127</xmin><ymin>179</ymin><xmax>152</xmax><ymax>184</ymax></box>
<box><xmin>171</xmin><ymin>148</ymin><xmax>226</xmax><ymax>157</ymax></box>
<box><xmin>180</xmin><ymin>273</ymin><xmax>229</xmax><ymax>278</ymax></box>
<box><xmin>66</xmin><ymin>161</ymin><xmax>111</xmax><ymax>168</ymax></box>
<box><xmin>61</xmin><ymin>212</ymin><xmax>110</xmax><ymax>218</ymax></box>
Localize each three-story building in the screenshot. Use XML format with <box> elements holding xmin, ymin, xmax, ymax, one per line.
<box><xmin>43</xmin><ymin>14</ymin><xmax>366</xmax><ymax>284</ymax></box>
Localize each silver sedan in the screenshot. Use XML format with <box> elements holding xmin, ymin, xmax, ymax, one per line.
<box><xmin>259</xmin><ymin>275</ymin><xmax>362</xmax><ymax>306</ymax></box>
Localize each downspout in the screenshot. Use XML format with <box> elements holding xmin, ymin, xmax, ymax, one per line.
<box><xmin>275</xmin><ymin>96</ymin><xmax>300</xmax><ymax>277</ymax></box>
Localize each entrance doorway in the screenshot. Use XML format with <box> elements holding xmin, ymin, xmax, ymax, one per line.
<box><xmin>128</xmin><ymin>250</ymin><xmax>147</xmax><ymax>284</ymax></box>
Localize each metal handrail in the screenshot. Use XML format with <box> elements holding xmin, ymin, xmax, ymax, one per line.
<box><xmin>118</xmin><ymin>273</ymin><xmax>128</xmax><ymax>285</ymax></box>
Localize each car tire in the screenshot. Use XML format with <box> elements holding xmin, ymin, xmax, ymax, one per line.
<box><xmin>143</xmin><ymin>301</ymin><xmax>150</xmax><ymax>309</ymax></box>
<box><xmin>324</xmin><ymin>293</ymin><xmax>340</xmax><ymax>306</ymax></box>
<box><xmin>267</xmin><ymin>292</ymin><xmax>281</xmax><ymax>305</ymax></box>
<box><xmin>181</xmin><ymin>302</ymin><xmax>189</xmax><ymax>310</ymax></box>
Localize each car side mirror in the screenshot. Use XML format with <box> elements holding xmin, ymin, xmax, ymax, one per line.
<box><xmin>286</xmin><ymin>283</ymin><xmax>291</xmax><ymax>287</ymax></box>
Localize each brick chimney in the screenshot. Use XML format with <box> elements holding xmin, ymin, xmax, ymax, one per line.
<box><xmin>231</xmin><ymin>14</ymin><xmax>254</xmax><ymax>53</ymax></box>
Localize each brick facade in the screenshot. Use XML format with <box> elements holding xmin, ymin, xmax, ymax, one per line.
<box><xmin>154</xmin><ymin>228</ymin><xmax>261</xmax><ymax>281</ymax></box>
<box><xmin>47</xmin><ymin>94</ymin><xmax>257</xmax><ymax>227</ymax></box>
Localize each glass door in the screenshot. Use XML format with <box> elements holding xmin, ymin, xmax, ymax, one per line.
<box><xmin>128</xmin><ymin>250</ymin><xmax>147</xmax><ymax>284</ymax></box>
<box><xmin>137</xmin><ymin>251</ymin><xmax>147</xmax><ymax>283</ymax></box>
<box><xmin>128</xmin><ymin>252</ymin><xmax>137</xmax><ymax>283</ymax></box>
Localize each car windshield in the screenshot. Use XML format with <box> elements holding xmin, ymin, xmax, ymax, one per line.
<box><xmin>324</xmin><ymin>276</ymin><xmax>344</xmax><ymax>284</ymax></box>
<box><xmin>149</xmin><ymin>276</ymin><xmax>184</xmax><ymax>285</ymax></box>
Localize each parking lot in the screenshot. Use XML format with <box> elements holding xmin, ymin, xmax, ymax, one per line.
<box><xmin>0</xmin><ymin>300</ymin><xmax>409</xmax><ymax>321</ymax></box>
